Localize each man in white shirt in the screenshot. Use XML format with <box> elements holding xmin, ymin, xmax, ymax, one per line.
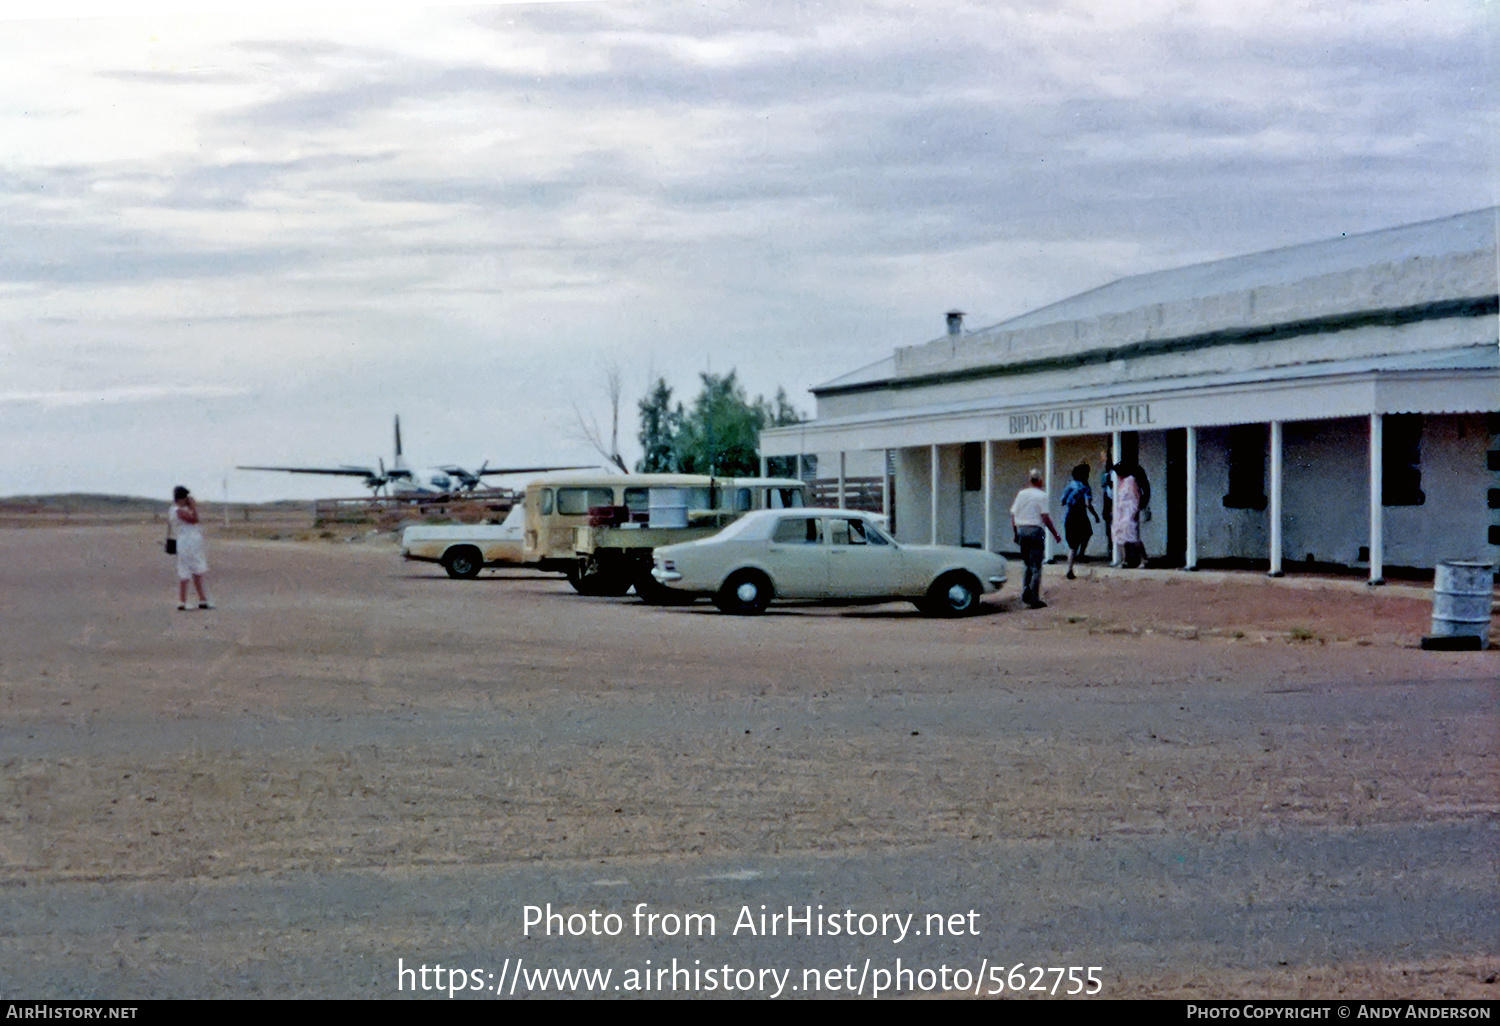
<box><xmin>1010</xmin><ymin>469</ymin><xmax>1062</xmax><ymax>609</ymax></box>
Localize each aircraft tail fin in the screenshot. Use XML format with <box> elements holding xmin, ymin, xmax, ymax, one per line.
<box><xmin>392</xmin><ymin>414</ymin><xmax>408</xmax><ymax>470</ymax></box>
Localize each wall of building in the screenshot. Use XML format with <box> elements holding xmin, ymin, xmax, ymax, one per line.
<box><xmin>935</xmin><ymin>445</ymin><xmax>963</xmax><ymax>545</ymax></box>
<box><xmin>985</xmin><ymin>441</ymin><xmax>1046</xmax><ymax>552</ymax></box>
<box><xmin>1195</xmin><ymin>413</ymin><xmax>1493</xmax><ymax>570</ymax></box>
<box><xmin>894</xmin><ymin>445</ymin><xmax>965</xmax><ymax>545</ymax></box>
<box><xmin>810</xmin><ymin>449</ymin><xmax>885</xmax><ymax>479</ymax></box>
<box><xmin>960</xmin><ymin>473</ymin><xmax>984</xmax><ymax>547</ymax></box>
<box><xmin>893</xmin><ymin>447</ymin><xmax>929</xmax><ymax>544</ymax></box>
<box><xmin>1143</xmin><ymin>431</ymin><xmax>1172</xmax><ymax>558</ymax></box>
<box><xmin>1194</xmin><ymin>425</ymin><xmax>1271</xmax><ymax>561</ymax></box>
<box><xmin>1384</xmin><ymin>414</ymin><xmax>1493</xmax><ymax>568</ymax></box>
<box><xmin>1282</xmin><ymin>417</ymin><xmax>1370</xmax><ymax>566</ymax></box>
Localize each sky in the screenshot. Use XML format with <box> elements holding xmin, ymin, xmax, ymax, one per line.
<box><xmin>1</xmin><ymin>0</ymin><xmax>1494</xmax><ymax>501</ymax></box>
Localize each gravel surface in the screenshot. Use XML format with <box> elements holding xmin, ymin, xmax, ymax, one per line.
<box><xmin>0</xmin><ymin>526</ymin><xmax>1494</xmax><ymax>999</ymax></box>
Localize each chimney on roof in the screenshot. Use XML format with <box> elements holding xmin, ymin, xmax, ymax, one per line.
<box><xmin>946</xmin><ymin>310</ymin><xmax>964</xmax><ymax>336</ymax></box>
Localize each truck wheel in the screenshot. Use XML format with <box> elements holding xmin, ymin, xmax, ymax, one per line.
<box><xmin>568</xmin><ymin>564</ymin><xmax>630</xmax><ymax>596</ymax></box>
<box><xmin>714</xmin><ymin>570</ymin><xmax>771</xmax><ymax>615</ymax></box>
<box><xmin>443</xmin><ymin>546</ymin><xmax>483</xmax><ymax>579</ymax></box>
<box><xmin>595</xmin><ymin>573</ymin><xmax>632</xmax><ymax>596</ymax></box>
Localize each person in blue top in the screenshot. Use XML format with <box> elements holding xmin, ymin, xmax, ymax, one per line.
<box><xmin>1060</xmin><ymin>463</ymin><xmax>1100</xmax><ymax>580</ymax></box>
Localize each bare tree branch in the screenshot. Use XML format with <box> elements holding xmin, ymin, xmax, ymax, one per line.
<box><xmin>605</xmin><ymin>362</ymin><xmax>622</xmax><ymax>466</ymax></box>
<box><xmin>571</xmin><ymin>363</ymin><xmax>629</xmax><ymax>473</ymax></box>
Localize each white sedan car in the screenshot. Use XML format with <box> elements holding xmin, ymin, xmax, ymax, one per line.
<box><xmin>650</xmin><ymin>508</ymin><xmax>1006</xmax><ymax>616</ymax></box>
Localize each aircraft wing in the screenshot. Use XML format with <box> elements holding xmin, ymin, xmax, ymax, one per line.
<box><xmin>237</xmin><ymin>465</ymin><xmax>379</xmax><ymax>477</ymax></box>
<box><xmin>473</xmin><ymin>464</ymin><xmax>597</xmax><ymax>477</ymax></box>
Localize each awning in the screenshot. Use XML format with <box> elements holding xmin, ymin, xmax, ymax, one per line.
<box><xmin>762</xmin><ymin>344</ymin><xmax>1499</xmax><ymax>455</ymax></box>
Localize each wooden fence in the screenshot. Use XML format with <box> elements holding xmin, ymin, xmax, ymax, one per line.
<box><xmin>313</xmin><ymin>491</ymin><xmax>519</xmax><ymax>526</ymax></box>
<box><xmin>806</xmin><ymin>476</ymin><xmax>888</xmax><ymax>514</ymax></box>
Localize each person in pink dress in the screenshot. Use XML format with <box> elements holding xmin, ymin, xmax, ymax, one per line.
<box><xmin>1110</xmin><ymin>464</ymin><xmax>1144</xmax><ymax>569</ymax></box>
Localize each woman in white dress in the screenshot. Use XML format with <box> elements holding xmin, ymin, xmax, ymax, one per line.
<box><xmin>1109</xmin><ymin>465</ymin><xmax>1143</xmax><ymax>569</ymax></box>
<box><xmin>169</xmin><ymin>485</ymin><xmax>212</xmax><ymax>610</ymax></box>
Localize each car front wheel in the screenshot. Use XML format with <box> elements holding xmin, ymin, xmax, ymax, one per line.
<box><xmin>634</xmin><ymin>566</ymin><xmax>695</xmax><ymax>605</ymax></box>
<box><xmin>922</xmin><ymin>571</ymin><xmax>982</xmax><ymax>617</ymax></box>
<box><xmin>714</xmin><ymin>570</ymin><xmax>772</xmax><ymax>615</ymax></box>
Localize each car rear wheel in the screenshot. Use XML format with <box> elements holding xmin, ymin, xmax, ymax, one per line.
<box><xmin>714</xmin><ymin>570</ymin><xmax>772</xmax><ymax>615</ymax></box>
<box><xmin>442</xmin><ymin>546</ymin><xmax>483</xmax><ymax>579</ymax></box>
<box><xmin>923</xmin><ymin>571</ymin><xmax>982</xmax><ymax>617</ymax></box>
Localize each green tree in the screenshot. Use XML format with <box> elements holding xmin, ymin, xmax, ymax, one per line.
<box><xmin>762</xmin><ymin>386</ymin><xmax>803</xmax><ymax>428</ymax></box>
<box><xmin>635</xmin><ymin>372</ymin><xmax>804</xmax><ymax>477</ymax></box>
<box><xmin>680</xmin><ymin>372</ymin><xmax>804</xmax><ymax>476</ymax></box>
<box><xmin>635</xmin><ymin>378</ymin><xmax>683</xmax><ymax>473</ymax></box>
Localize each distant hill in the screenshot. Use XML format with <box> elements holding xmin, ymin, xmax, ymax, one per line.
<box><xmin>0</xmin><ymin>494</ymin><xmax>307</xmax><ymax>514</ymax></box>
<box><xmin>0</xmin><ymin>493</ymin><xmax>166</xmax><ymax>514</ymax></box>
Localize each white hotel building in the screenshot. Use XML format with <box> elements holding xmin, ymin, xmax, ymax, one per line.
<box><xmin>761</xmin><ymin>209</ymin><xmax>1500</xmax><ymax>581</ymax></box>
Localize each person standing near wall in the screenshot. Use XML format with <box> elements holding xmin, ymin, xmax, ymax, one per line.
<box><xmin>1010</xmin><ymin>469</ymin><xmax>1062</xmax><ymax>609</ymax></box>
<box><xmin>169</xmin><ymin>485</ymin><xmax>213</xmax><ymax>611</ymax></box>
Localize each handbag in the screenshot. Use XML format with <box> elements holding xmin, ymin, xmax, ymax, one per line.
<box><xmin>165</xmin><ymin>525</ymin><xmax>176</xmax><ymax>555</ymax></box>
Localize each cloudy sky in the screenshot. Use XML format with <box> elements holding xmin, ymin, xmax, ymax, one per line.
<box><xmin>1</xmin><ymin>0</ymin><xmax>1492</xmax><ymax>501</ymax></box>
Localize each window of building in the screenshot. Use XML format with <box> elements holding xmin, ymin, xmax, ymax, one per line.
<box><xmin>1382</xmin><ymin>414</ymin><xmax>1425</xmax><ymax>506</ymax></box>
<box><xmin>1223</xmin><ymin>425</ymin><xmax>1267</xmax><ymax>510</ymax></box>
<box><xmin>962</xmin><ymin>442</ymin><xmax>982</xmax><ymax>492</ymax></box>
<box><xmin>768</xmin><ymin>487</ymin><xmax>804</xmax><ymax>509</ymax></box>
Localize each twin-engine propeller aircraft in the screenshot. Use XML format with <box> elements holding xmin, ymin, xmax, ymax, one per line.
<box><xmin>238</xmin><ymin>415</ymin><xmax>593</xmax><ymax>497</ymax></box>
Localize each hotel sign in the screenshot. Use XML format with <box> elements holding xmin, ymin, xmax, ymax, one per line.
<box><xmin>1005</xmin><ymin>403</ymin><xmax>1156</xmax><ymax>436</ymax></box>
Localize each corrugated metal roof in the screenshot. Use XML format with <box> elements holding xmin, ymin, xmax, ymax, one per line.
<box><xmin>987</xmin><ymin>208</ymin><xmax>1497</xmax><ymax>335</ymax></box>
<box><xmin>814</xmin><ymin>355</ymin><xmax>895</xmax><ymax>391</ymax></box>
<box><xmin>867</xmin><ymin>208</ymin><xmax>1499</xmax><ymax>389</ymax></box>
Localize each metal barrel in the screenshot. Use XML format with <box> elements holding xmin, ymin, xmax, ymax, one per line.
<box><xmin>648</xmin><ymin>488</ymin><xmax>689</xmax><ymax>529</ymax></box>
<box><xmin>1431</xmin><ymin>559</ymin><xmax>1495</xmax><ymax>649</ymax></box>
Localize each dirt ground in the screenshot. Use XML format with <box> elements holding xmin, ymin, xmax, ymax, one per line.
<box><xmin>0</xmin><ymin>525</ymin><xmax>1494</xmax><ymax>999</ymax></box>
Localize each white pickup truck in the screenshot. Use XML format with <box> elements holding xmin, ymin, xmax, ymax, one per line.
<box><xmin>399</xmin><ymin>502</ymin><xmax>528</xmax><ymax>579</ymax></box>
